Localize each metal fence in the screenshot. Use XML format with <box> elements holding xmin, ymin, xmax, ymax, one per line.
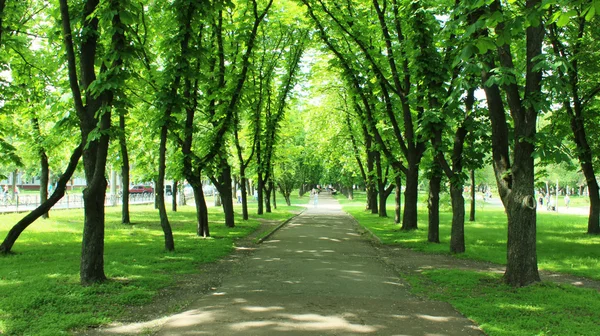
<box><xmin>0</xmin><ymin>193</ymin><xmax>157</xmax><ymax>214</ymax></box>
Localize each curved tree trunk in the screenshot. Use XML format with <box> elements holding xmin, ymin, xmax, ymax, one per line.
<box><xmin>33</xmin><ymin>117</ymin><xmax>50</xmax><ymax>219</ymax></box>
<box><xmin>157</xmin><ymin>119</ymin><xmax>174</xmax><ymax>251</ymax></box>
<box><xmin>570</xmin><ymin>114</ymin><xmax>600</xmax><ymax>234</ymax></box>
<box><xmin>0</xmin><ymin>144</ymin><xmax>83</xmax><ymax>254</ymax></box>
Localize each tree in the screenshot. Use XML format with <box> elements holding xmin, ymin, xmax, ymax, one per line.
<box><xmin>59</xmin><ymin>0</ymin><xmax>131</xmax><ymax>284</ymax></box>
<box><xmin>466</xmin><ymin>0</ymin><xmax>545</xmax><ymax>286</ymax></box>
<box><xmin>546</xmin><ymin>2</ymin><xmax>600</xmax><ymax>234</ymax></box>
<box><xmin>301</xmin><ymin>0</ymin><xmax>431</xmax><ymax>230</ymax></box>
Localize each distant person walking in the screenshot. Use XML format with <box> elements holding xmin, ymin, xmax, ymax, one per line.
<box><xmin>565</xmin><ymin>194</ymin><xmax>571</xmax><ymax>209</ymax></box>
<box><xmin>311</xmin><ymin>188</ymin><xmax>319</xmax><ymax>207</ymax></box>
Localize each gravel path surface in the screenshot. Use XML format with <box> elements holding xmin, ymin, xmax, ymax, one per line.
<box><xmin>146</xmin><ymin>193</ymin><xmax>482</xmax><ymax>335</ymax></box>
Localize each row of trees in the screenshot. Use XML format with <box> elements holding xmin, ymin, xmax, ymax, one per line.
<box><xmin>1</xmin><ymin>0</ymin><xmax>599</xmax><ymax>289</ymax></box>
<box><xmin>0</xmin><ymin>0</ymin><xmax>314</xmax><ymax>284</ymax></box>
<box><xmin>291</xmin><ymin>0</ymin><xmax>600</xmax><ymax>287</ymax></box>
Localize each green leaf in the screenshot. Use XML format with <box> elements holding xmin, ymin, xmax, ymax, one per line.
<box><xmin>584</xmin><ymin>6</ymin><xmax>596</xmax><ymax>21</ymax></box>
<box><xmin>475</xmin><ymin>39</ymin><xmax>496</xmax><ymax>54</ymax></box>
<box><xmin>557</xmin><ymin>10</ymin><xmax>576</xmax><ymax>27</ymax></box>
<box><xmin>120</xmin><ymin>11</ymin><xmax>135</xmax><ymax>25</ymax></box>
<box><xmin>460</xmin><ymin>44</ymin><xmax>476</xmax><ymax>61</ymax></box>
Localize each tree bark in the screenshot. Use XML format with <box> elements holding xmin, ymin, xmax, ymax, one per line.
<box><xmin>119</xmin><ymin>112</ymin><xmax>131</xmax><ymax>224</ymax></box>
<box><xmin>376</xmin><ymin>152</ymin><xmax>388</xmax><ymax>217</ymax></box>
<box><xmin>264</xmin><ymin>180</ymin><xmax>272</xmax><ymax>213</ymax></box>
<box><xmin>240</xmin><ymin>171</ymin><xmax>249</xmax><ymax>220</ymax></box>
<box><xmin>210</xmin><ymin>156</ymin><xmax>235</xmax><ymax>228</ymax></box>
<box><xmin>450</xmin><ymin>185</ymin><xmax>465</xmax><ymax>253</ymax></box>
<box><xmin>192</xmin><ymin>183</ymin><xmax>209</xmax><ymax>237</ymax></box>
<box><xmin>547</xmin><ymin>12</ymin><xmax>600</xmax><ymax>235</ymax></box>
<box><xmin>32</xmin><ymin>117</ymin><xmax>50</xmax><ymax>219</ymax></box>
<box><xmin>156</xmin><ymin>114</ymin><xmax>174</xmax><ymax>250</ymax></box>
<box><xmin>401</xmin><ymin>162</ymin><xmax>419</xmax><ymax>230</ymax></box>
<box><xmin>40</xmin><ymin>151</ymin><xmax>49</xmax><ymax>219</ymax></box>
<box><xmin>394</xmin><ymin>174</ymin><xmax>402</xmax><ymax>224</ymax></box>
<box><xmin>428</xmin><ymin>164</ymin><xmax>441</xmax><ymax>243</ymax></box>
<box><xmin>270</xmin><ymin>179</ymin><xmax>277</xmax><ymax>210</ymax></box>
<box><xmin>172</xmin><ymin>180</ymin><xmax>178</xmax><ymax>212</ymax></box>
<box><xmin>257</xmin><ymin>173</ymin><xmax>265</xmax><ymax>215</ymax></box>
<box><xmin>469</xmin><ymin>169</ymin><xmax>475</xmax><ymax>222</ymax></box>
<box><xmin>478</xmin><ymin>0</ymin><xmax>542</xmax><ymax>286</ymax></box>
<box><xmin>220</xmin><ymin>165</ymin><xmax>235</xmax><ymax>228</ymax></box>
<box><xmin>156</xmin><ymin>124</ymin><xmax>174</xmax><ymax>250</ymax></box>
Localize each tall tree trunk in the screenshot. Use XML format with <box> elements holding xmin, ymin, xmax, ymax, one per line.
<box><xmin>395</xmin><ymin>174</ymin><xmax>402</xmax><ymax>224</ymax></box>
<box><xmin>219</xmin><ymin>163</ymin><xmax>235</xmax><ymax>228</ymax></box>
<box><xmin>265</xmin><ymin>182</ymin><xmax>272</xmax><ymax>213</ymax></box>
<box><xmin>257</xmin><ymin>173</ymin><xmax>264</xmax><ymax>215</ymax></box>
<box><xmin>32</xmin><ymin>117</ymin><xmax>50</xmax><ymax>219</ymax></box>
<box><xmin>240</xmin><ymin>170</ymin><xmax>249</xmax><ymax>220</ymax></box>
<box><xmin>81</xmin><ymin>176</ymin><xmax>108</xmax><ymax>285</ymax></box>
<box><xmin>172</xmin><ymin>180</ymin><xmax>178</xmax><ymax>212</ymax></box>
<box><xmin>40</xmin><ymin>150</ymin><xmax>49</xmax><ymax>219</ymax></box>
<box><xmin>119</xmin><ymin>112</ymin><xmax>130</xmax><ymax>224</ymax></box>
<box><xmin>469</xmin><ymin>169</ymin><xmax>475</xmax><ymax>222</ymax></box>
<box><xmin>402</xmin><ymin>162</ymin><xmax>419</xmax><ymax>230</ymax></box>
<box><xmin>157</xmin><ymin>123</ymin><xmax>174</xmax><ymax>251</ymax></box>
<box><xmin>450</xmin><ymin>184</ymin><xmax>465</xmax><ymax>252</ymax></box>
<box><xmin>270</xmin><ymin>179</ymin><xmax>277</xmax><ymax>210</ymax></box>
<box><xmin>478</xmin><ymin>0</ymin><xmax>542</xmax><ymax>286</ymax></box>
<box><xmin>192</xmin><ymin>183</ymin><xmax>209</xmax><ymax>237</ymax></box>
<box><xmin>569</xmin><ymin>105</ymin><xmax>600</xmax><ymax>234</ymax></box>
<box><xmin>376</xmin><ymin>153</ymin><xmax>387</xmax><ymax>217</ymax></box>
<box><xmin>428</xmin><ymin>164</ymin><xmax>441</xmax><ymax>243</ymax></box>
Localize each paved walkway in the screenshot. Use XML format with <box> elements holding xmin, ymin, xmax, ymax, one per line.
<box><xmin>147</xmin><ymin>193</ymin><xmax>482</xmax><ymax>335</ymax></box>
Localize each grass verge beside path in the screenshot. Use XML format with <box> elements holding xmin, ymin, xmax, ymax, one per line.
<box><xmin>338</xmin><ymin>192</ymin><xmax>600</xmax><ymax>336</ymax></box>
<box><xmin>0</xmin><ymin>201</ymin><xmax>301</xmax><ymax>335</ymax></box>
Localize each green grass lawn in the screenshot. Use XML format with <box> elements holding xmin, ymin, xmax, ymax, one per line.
<box><xmin>0</xmin><ymin>198</ymin><xmax>302</xmax><ymax>335</ymax></box>
<box><xmin>338</xmin><ymin>191</ymin><xmax>600</xmax><ymax>336</ymax></box>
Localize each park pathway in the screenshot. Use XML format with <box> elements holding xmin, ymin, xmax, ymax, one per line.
<box><xmin>149</xmin><ymin>192</ymin><xmax>482</xmax><ymax>336</ymax></box>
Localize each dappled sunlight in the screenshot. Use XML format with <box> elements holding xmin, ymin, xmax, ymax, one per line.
<box><xmin>497</xmin><ymin>303</ymin><xmax>544</xmax><ymax>312</ymax></box>
<box><xmin>166</xmin><ymin>309</ymin><xmax>219</xmax><ymax>328</ymax></box>
<box><xmin>241</xmin><ymin>306</ymin><xmax>284</xmax><ymax>313</ymax></box>
<box><xmin>0</xmin><ymin>279</ymin><xmax>23</xmax><ymax>286</ymax></box>
<box><xmin>94</xmin><ymin>316</ymin><xmax>171</xmax><ymax>334</ymax></box>
<box><xmin>416</xmin><ymin>314</ymin><xmax>455</xmax><ymax>322</ymax></box>
<box><xmin>319</xmin><ymin>236</ymin><xmax>342</xmax><ymax>242</ymax></box>
<box><xmin>230</xmin><ymin>313</ymin><xmax>380</xmax><ymax>333</ymax></box>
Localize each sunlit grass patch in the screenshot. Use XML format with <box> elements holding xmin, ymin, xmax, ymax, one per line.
<box><xmin>0</xmin><ymin>199</ymin><xmax>299</xmax><ymax>335</ymax></box>
<box><xmin>408</xmin><ymin>269</ymin><xmax>600</xmax><ymax>335</ymax></box>
<box><xmin>340</xmin><ymin>191</ymin><xmax>600</xmax><ymax>280</ymax></box>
